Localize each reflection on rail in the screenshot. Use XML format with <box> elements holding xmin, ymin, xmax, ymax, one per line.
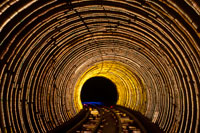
<box><xmin>76</xmin><ymin>107</ymin><xmax>101</xmax><ymax>132</ymax></box>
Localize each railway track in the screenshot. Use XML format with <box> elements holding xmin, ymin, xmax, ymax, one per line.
<box><xmin>50</xmin><ymin>105</ymin><xmax>163</xmax><ymax>133</ymax></box>
<box><xmin>75</xmin><ymin>105</ymin><xmax>142</xmax><ymax>133</ymax></box>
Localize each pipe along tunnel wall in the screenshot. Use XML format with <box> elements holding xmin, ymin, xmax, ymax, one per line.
<box><xmin>0</xmin><ymin>0</ymin><xmax>199</xmax><ymax>132</ymax></box>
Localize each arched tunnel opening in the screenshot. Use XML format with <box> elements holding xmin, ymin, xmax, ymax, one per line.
<box><xmin>81</xmin><ymin>77</ymin><xmax>118</xmax><ymax>106</ymax></box>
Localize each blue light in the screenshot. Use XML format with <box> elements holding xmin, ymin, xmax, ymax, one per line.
<box><xmin>82</xmin><ymin>102</ymin><xmax>104</xmax><ymax>105</ymax></box>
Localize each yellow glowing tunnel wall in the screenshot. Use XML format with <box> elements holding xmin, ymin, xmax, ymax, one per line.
<box><xmin>74</xmin><ymin>61</ymin><xmax>146</xmax><ymax>113</ymax></box>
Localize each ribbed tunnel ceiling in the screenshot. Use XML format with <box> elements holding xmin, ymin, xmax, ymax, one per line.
<box><xmin>0</xmin><ymin>0</ymin><xmax>199</xmax><ymax>132</ymax></box>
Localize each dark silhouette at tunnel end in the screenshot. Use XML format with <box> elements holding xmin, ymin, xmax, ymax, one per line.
<box><xmin>81</xmin><ymin>76</ymin><xmax>118</xmax><ymax>106</ymax></box>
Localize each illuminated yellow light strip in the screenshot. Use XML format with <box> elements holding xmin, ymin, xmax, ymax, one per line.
<box><xmin>74</xmin><ymin>61</ymin><xmax>146</xmax><ymax>114</ymax></box>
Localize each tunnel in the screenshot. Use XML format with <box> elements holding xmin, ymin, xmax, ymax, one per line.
<box><xmin>81</xmin><ymin>76</ymin><xmax>118</xmax><ymax>105</ymax></box>
<box><xmin>0</xmin><ymin>0</ymin><xmax>199</xmax><ymax>132</ymax></box>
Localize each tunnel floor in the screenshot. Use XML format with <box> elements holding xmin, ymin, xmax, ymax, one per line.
<box><xmin>80</xmin><ymin>77</ymin><xmax>118</xmax><ymax>106</ymax></box>
<box><xmin>50</xmin><ymin>105</ymin><xmax>164</xmax><ymax>133</ymax></box>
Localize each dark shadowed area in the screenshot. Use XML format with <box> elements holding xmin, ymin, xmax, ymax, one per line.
<box><xmin>81</xmin><ymin>77</ymin><xmax>118</xmax><ymax>106</ymax></box>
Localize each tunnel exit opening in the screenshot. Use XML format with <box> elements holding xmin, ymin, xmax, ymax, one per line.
<box><xmin>80</xmin><ymin>77</ymin><xmax>118</xmax><ymax>106</ymax></box>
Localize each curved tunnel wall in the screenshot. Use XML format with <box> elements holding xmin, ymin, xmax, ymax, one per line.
<box><xmin>0</xmin><ymin>0</ymin><xmax>199</xmax><ymax>132</ymax></box>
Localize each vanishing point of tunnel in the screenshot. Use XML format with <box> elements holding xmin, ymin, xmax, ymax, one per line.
<box><xmin>81</xmin><ymin>76</ymin><xmax>118</xmax><ymax>105</ymax></box>
<box><xmin>0</xmin><ymin>0</ymin><xmax>199</xmax><ymax>132</ymax></box>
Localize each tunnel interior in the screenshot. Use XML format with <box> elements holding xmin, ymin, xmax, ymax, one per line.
<box><xmin>81</xmin><ymin>77</ymin><xmax>118</xmax><ymax>106</ymax></box>
<box><xmin>0</xmin><ymin>0</ymin><xmax>199</xmax><ymax>133</ymax></box>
